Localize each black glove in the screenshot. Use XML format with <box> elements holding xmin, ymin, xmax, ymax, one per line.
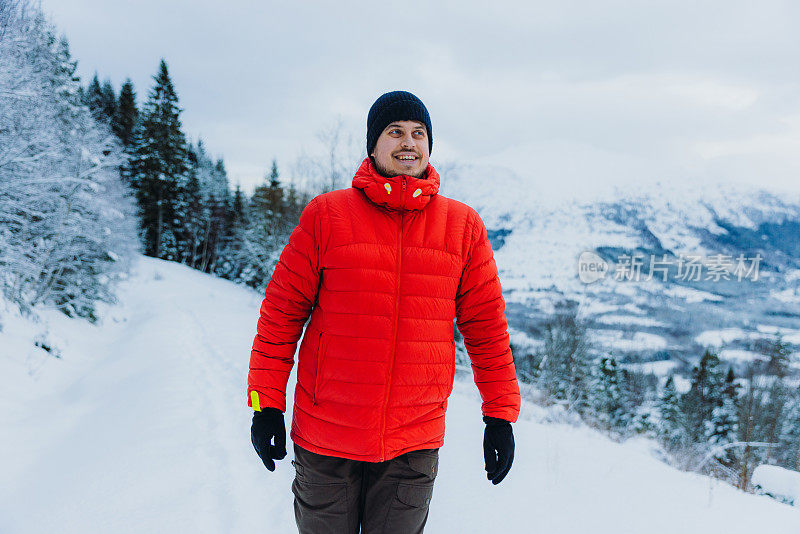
<box><xmin>251</xmin><ymin>407</ymin><xmax>287</xmax><ymax>472</ymax></box>
<box><xmin>483</xmin><ymin>416</ymin><xmax>514</xmax><ymax>485</ymax></box>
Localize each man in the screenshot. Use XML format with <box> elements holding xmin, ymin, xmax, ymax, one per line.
<box><xmin>248</xmin><ymin>91</ymin><xmax>520</xmax><ymax>533</ymax></box>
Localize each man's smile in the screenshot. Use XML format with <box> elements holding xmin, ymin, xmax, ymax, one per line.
<box><xmin>394</xmin><ymin>152</ymin><xmax>419</xmax><ymax>164</ymax></box>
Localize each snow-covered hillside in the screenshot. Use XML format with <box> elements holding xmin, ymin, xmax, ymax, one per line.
<box><xmin>440</xmin><ymin>162</ymin><xmax>800</xmax><ymax>296</ymax></box>
<box><xmin>439</xmin><ymin>163</ymin><xmax>800</xmax><ymax>368</ymax></box>
<box><xmin>1</xmin><ymin>256</ymin><xmax>798</xmax><ymax>533</ymax></box>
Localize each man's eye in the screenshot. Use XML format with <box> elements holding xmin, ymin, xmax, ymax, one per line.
<box><xmin>413</xmin><ymin>131</ymin><xmax>425</xmax><ymax>137</ymax></box>
<box><xmin>389</xmin><ymin>129</ymin><xmax>401</xmax><ymax>135</ymax></box>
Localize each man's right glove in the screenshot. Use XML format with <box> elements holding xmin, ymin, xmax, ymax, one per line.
<box><xmin>483</xmin><ymin>416</ymin><xmax>515</xmax><ymax>485</ymax></box>
<box><xmin>251</xmin><ymin>407</ymin><xmax>287</xmax><ymax>472</ymax></box>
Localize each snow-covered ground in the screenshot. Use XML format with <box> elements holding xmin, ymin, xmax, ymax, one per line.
<box><xmin>595</xmin><ymin>314</ymin><xmax>666</xmax><ymax>327</ymax></box>
<box><xmin>695</xmin><ymin>328</ymin><xmax>755</xmax><ymax>347</ymax></box>
<box><xmin>591</xmin><ymin>328</ymin><xmax>669</xmax><ymax>352</ymax></box>
<box><xmin>719</xmin><ymin>348</ymin><xmax>768</xmax><ymax>364</ymax></box>
<box><xmin>623</xmin><ymin>359</ymin><xmax>680</xmax><ymax>376</ymax></box>
<box><xmin>1</xmin><ymin>256</ymin><xmax>798</xmax><ymax>533</ymax></box>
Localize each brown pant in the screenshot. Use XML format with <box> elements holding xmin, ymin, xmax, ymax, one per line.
<box><xmin>291</xmin><ymin>443</ymin><xmax>439</xmax><ymax>534</ymax></box>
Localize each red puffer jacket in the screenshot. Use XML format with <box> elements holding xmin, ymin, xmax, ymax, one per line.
<box><xmin>248</xmin><ymin>157</ymin><xmax>520</xmax><ymax>462</ymax></box>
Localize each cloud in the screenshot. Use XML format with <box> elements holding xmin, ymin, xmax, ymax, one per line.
<box><xmin>40</xmin><ymin>0</ymin><xmax>800</xmax><ymax>195</ymax></box>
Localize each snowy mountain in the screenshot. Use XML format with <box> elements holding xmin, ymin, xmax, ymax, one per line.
<box><xmin>439</xmin><ymin>163</ymin><xmax>800</xmax><ymax>371</ymax></box>
<box><xmin>1</xmin><ymin>256</ymin><xmax>799</xmax><ymax>533</ymax></box>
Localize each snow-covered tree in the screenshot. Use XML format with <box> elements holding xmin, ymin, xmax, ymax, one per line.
<box><xmin>0</xmin><ymin>1</ymin><xmax>138</xmax><ymax>320</ymax></box>
<box><xmin>231</xmin><ymin>184</ymin><xmax>247</xmax><ymax>225</ymax></box>
<box><xmin>536</xmin><ymin>300</ymin><xmax>593</xmax><ymax>414</ymax></box>
<box><xmin>233</xmin><ymin>162</ymin><xmax>290</xmax><ymax>288</ymax></box>
<box><xmin>113</xmin><ymin>79</ymin><xmax>138</xmax><ymax>149</ymax></box>
<box><xmin>100</xmin><ymin>79</ymin><xmax>116</xmax><ymax>122</ymax></box>
<box><xmin>590</xmin><ymin>354</ymin><xmax>626</xmax><ymax>431</ymax></box>
<box><xmin>83</xmin><ymin>74</ymin><xmax>116</xmax><ymax>124</ymax></box>
<box><xmin>212</xmin><ymin>161</ymin><xmax>311</xmax><ymax>290</ymax></box>
<box><xmin>763</xmin><ymin>335</ymin><xmax>792</xmax><ymax>379</ymax></box>
<box><xmin>83</xmin><ymin>73</ymin><xmax>105</xmax><ymax>118</ymax></box>
<box><xmin>706</xmin><ymin>367</ymin><xmax>740</xmax><ymax>467</ymax></box>
<box><xmin>178</xmin><ymin>140</ymin><xmax>232</xmax><ymax>271</ymax></box>
<box><xmin>681</xmin><ymin>349</ymin><xmax>725</xmax><ymax>442</ymax></box>
<box><xmin>657</xmin><ymin>375</ymin><xmax>688</xmax><ymax>451</ymax></box>
<box><xmin>127</xmin><ymin>58</ymin><xmax>191</xmax><ymax>260</ymax></box>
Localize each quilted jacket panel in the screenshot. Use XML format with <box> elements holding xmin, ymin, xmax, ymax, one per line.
<box><xmin>248</xmin><ymin>157</ymin><xmax>520</xmax><ymax>461</ymax></box>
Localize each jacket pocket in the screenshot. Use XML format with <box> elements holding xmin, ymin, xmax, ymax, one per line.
<box><xmin>382</xmin><ymin>482</ymin><xmax>433</xmax><ymax>533</ymax></box>
<box><xmin>395</xmin><ymin>482</ymin><xmax>434</xmax><ymax>508</ymax></box>
<box><xmin>312</xmin><ymin>330</ymin><xmax>326</xmax><ymax>406</ymax></box>
<box><xmin>292</xmin><ymin>477</ymin><xmax>350</xmax><ymax>531</ymax></box>
<box><xmin>406</xmin><ymin>449</ymin><xmax>439</xmax><ymax>480</ymax></box>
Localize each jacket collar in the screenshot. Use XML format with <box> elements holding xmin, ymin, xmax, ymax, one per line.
<box><xmin>351</xmin><ymin>157</ymin><xmax>440</xmax><ymax>212</ymax></box>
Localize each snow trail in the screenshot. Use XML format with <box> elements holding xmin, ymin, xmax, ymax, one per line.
<box><xmin>1</xmin><ymin>256</ymin><xmax>797</xmax><ymax>533</ymax></box>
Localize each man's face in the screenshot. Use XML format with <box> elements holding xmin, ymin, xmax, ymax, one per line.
<box><xmin>370</xmin><ymin>120</ymin><xmax>430</xmax><ymax>179</ymax></box>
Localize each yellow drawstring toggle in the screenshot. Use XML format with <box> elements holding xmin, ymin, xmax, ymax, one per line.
<box><xmin>384</xmin><ymin>183</ymin><xmax>392</xmax><ymax>194</ymax></box>
<box><xmin>250</xmin><ymin>390</ymin><xmax>261</xmax><ymax>412</ymax></box>
<box><xmin>412</xmin><ymin>188</ymin><xmax>422</xmax><ymax>198</ymax></box>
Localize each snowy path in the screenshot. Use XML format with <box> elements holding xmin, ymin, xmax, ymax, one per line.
<box><xmin>1</xmin><ymin>256</ymin><xmax>798</xmax><ymax>533</ymax></box>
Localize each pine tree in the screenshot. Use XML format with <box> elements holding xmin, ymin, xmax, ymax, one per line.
<box><xmin>232</xmin><ymin>184</ymin><xmax>247</xmax><ymax>226</ymax></box>
<box><xmin>113</xmin><ymin>79</ymin><xmax>138</xmax><ymax>148</ymax></box>
<box><xmin>591</xmin><ymin>355</ymin><xmax>625</xmax><ymax>432</ymax></box>
<box><xmin>681</xmin><ymin>349</ymin><xmax>725</xmax><ymax>442</ymax></box>
<box><xmin>706</xmin><ymin>367</ymin><xmax>740</xmax><ymax>467</ymax></box>
<box><xmin>83</xmin><ymin>73</ymin><xmax>104</xmax><ymax>119</ymax></box>
<box><xmin>100</xmin><ymin>79</ymin><xmax>117</xmax><ymax>123</ymax></box>
<box><xmin>537</xmin><ymin>300</ymin><xmax>592</xmax><ymax>414</ymax></box>
<box><xmin>236</xmin><ymin>165</ymin><xmax>288</xmax><ymax>287</ymax></box>
<box><xmin>83</xmin><ymin>74</ymin><xmax>116</xmax><ymax>125</ymax></box>
<box><xmin>269</xmin><ymin>159</ymin><xmax>280</xmax><ymax>186</ymax></box>
<box><xmin>212</xmin><ymin>161</ymin><xmax>311</xmax><ymax>289</ymax></box>
<box><xmin>203</xmin><ymin>157</ymin><xmax>232</xmax><ymax>272</ymax></box>
<box><xmin>251</xmin><ymin>159</ymin><xmax>285</xmax><ymax>221</ymax></box>
<box><xmin>179</xmin><ymin>140</ymin><xmax>232</xmax><ymax>271</ymax></box>
<box><xmin>764</xmin><ymin>334</ymin><xmax>792</xmax><ymax>379</ymax></box>
<box><xmin>213</xmin><ymin>182</ymin><xmax>248</xmax><ymax>281</ymax></box>
<box><xmin>127</xmin><ymin>59</ymin><xmax>191</xmax><ymax>259</ymax></box>
<box><xmin>657</xmin><ymin>375</ymin><xmax>687</xmax><ymax>451</ymax></box>
<box><xmin>283</xmin><ymin>181</ymin><xmax>306</xmax><ymax>222</ymax></box>
<box><xmin>180</xmin><ymin>145</ymin><xmax>205</xmax><ymax>267</ymax></box>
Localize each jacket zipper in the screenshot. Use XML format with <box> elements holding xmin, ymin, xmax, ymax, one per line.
<box><xmin>312</xmin><ymin>330</ymin><xmax>324</xmax><ymax>406</ymax></box>
<box><xmin>380</xmin><ymin>177</ymin><xmax>406</xmax><ymax>461</ymax></box>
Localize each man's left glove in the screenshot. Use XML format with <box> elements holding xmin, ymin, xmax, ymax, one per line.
<box><xmin>251</xmin><ymin>407</ymin><xmax>287</xmax><ymax>472</ymax></box>
<box><xmin>483</xmin><ymin>416</ymin><xmax>515</xmax><ymax>485</ymax></box>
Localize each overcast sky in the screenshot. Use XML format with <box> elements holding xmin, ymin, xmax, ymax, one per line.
<box><xmin>40</xmin><ymin>0</ymin><xmax>800</xmax><ymax>196</ymax></box>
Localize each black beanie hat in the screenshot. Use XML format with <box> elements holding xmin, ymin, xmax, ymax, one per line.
<box><xmin>366</xmin><ymin>91</ymin><xmax>433</xmax><ymax>157</ymax></box>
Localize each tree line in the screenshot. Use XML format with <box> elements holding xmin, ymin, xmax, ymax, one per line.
<box><xmin>1</xmin><ymin>0</ymin><xmax>316</xmax><ymax>326</ymax></box>
<box><xmin>83</xmin><ymin>59</ymin><xmax>312</xmax><ymax>291</ymax></box>
<box><xmin>506</xmin><ymin>299</ymin><xmax>800</xmax><ymax>492</ymax></box>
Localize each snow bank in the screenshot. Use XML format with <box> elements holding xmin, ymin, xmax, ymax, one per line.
<box><xmin>2</xmin><ymin>255</ymin><xmax>799</xmax><ymax>533</ymax></box>
<box><xmin>753</xmin><ymin>464</ymin><xmax>800</xmax><ymax>506</ymax></box>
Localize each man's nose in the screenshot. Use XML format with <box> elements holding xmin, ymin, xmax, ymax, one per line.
<box><xmin>400</xmin><ymin>132</ymin><xmax>415</xmax><ymax>148</ymax></box>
